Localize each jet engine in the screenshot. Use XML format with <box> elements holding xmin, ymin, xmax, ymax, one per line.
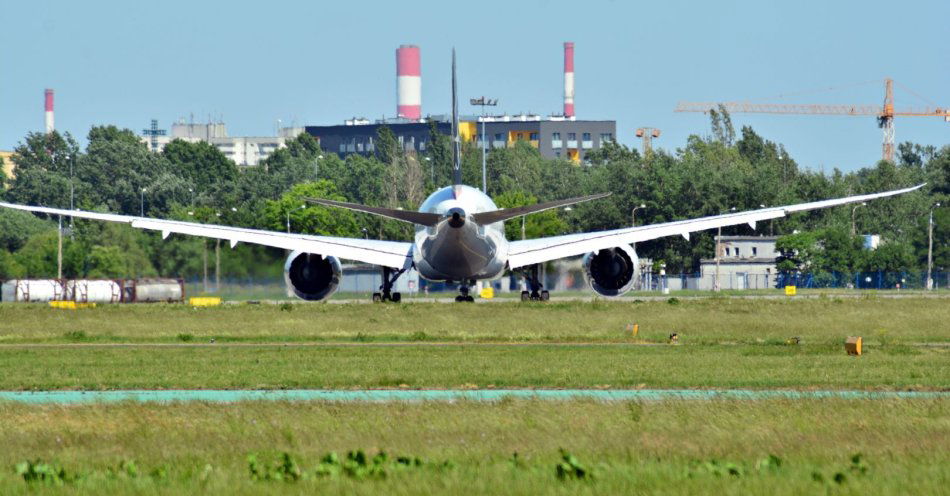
<box><xmin>283</xmin><ymin>250</ymin><xmax>342</xmax><ymax>301</ymax></box>
<box><xmin>582</xmin><ymin>245</ymin><xmax>640</xmax><ymax>297</ymax></box>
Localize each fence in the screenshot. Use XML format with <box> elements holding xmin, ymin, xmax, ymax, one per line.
<box><xmin>180</xmin><ymin>270</ymin><xmax>950</xmax><ymax>301</ymax></box>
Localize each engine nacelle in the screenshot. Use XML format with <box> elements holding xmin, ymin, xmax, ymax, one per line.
<box><xmin>582</xmin><ymin>245</ymin><xmax>640</xmax><ymax>297</ymax></box>
<box><xmin>283</xmin><ymin>250</ymin><xmax>342</xmax><ymax>301</ymax></box>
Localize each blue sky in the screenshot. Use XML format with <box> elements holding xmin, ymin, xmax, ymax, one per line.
<box><xmin>3</xmin><ymin>0</ymin><xmax>948</xmax><ymax>171</ymax></box>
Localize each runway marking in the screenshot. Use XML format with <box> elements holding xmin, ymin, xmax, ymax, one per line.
<box><xmin>1</xmin><ymin>389</ymin><xmax>946</xmax><ymax>404</ymax></box>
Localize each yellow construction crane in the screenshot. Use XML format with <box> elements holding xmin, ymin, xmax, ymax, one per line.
<box><xmin>635</xmin><ymin>127</ymin><xmax>661</xmax><ymax>156</ymax></box>
<box><xmin>675</xmin><ymin>78</ymin><xmax>950</xmax><ymax>162</ymax></box>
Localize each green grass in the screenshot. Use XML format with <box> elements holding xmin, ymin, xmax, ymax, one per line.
<box><xmin>0</xmin><ymin>343</ymin><xmax>945</xmax><ymax>391</ymax></box>
<box><xmin>0</xmin><ymin>399</ymin><xmax>946</xmax><ymax>494</ymax></box>
<box><xmin>0</xmin><ymin>298</ymin><xmax>947</xmax><ymax>493</ymax></box>
<box><xmin>0</xmin><ymin>298</ymin><xmax>946</xmax><ymax>391</ymax></box>
<box><xmin>0</xmin><ymin>297</ymin><xmax>948</xmax><ymax>345</ymax></box>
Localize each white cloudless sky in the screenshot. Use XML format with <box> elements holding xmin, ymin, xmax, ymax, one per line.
<box><xmin>2</xmin><ymin>0</ymin><xmax>948</xmax><ymax>171</ymax></box>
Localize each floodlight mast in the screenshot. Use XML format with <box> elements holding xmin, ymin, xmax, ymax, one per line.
<box><xmin>470</xmin><ymin>96</ymin><xmax>498</xmax><ymax>193</ymax></box>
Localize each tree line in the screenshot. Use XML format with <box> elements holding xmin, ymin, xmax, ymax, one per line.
<box><xmin>0</xmin><ymin>114</ymin><xmax>946</xmax><ymax>282</ymax></box>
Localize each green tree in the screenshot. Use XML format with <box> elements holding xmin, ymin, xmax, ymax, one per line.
<box><xmin>493</xmin><ymin>190</ymin><xmax>568</xmax><ymax>240</ymax></box>
<box><xmin>0</xmin><ymin>209</ymin><xmax>54</xmax><ymax>252</ymax></box>
<box><xmin>0</xmin><ymin>250</ymin><xmax>25</xmax><ymax>279</ymax></box>
<box><xmin>162</xmin><ymin>139</ymin><xmax>237</xmax><ymax>201</ymax></box>
<box><xmin>78</xmin><ymin>126</ymin><xmax>188</xmax><ymax>216</ymax></box>
<box><xmin>12</xmin><ymin>231</ymin><xmax>83</xmax><ymax>278</ymax></box>
<box><xmin>263</xmin><ymin>180</ymin><xmax>360</xmax><ymax>237</ymax></box>
<box><xmin>5</xmin><ymin>131</ymin><xmax>80</xmax><ymax>208</ymax></box>
<box><xmin>424</xmin><ymin>121</ymin><xmax>453</xmax><ymax>188</ymax></box>
<box><xmin>0</xmin><ymin>155</ymin><xmax>7</xmax><ymax>189</ymax></box>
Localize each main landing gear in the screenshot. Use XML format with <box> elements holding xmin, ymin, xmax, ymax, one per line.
<box><xmin>372</xmin><ymin>266</ymin><xmax>406</xmax><ymax>303</ymax></box>
<box><xmin>520</xmin><ymin>264</ymin><xmax>550</xmax><ymax>302</ymax></box>
<box><xmin>455</xmin><ymin>280</ymin><xmax>475</xmax><ymax>302</ymax></box>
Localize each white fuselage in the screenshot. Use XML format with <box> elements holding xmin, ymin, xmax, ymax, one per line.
<box><xmin>412</xmin><ymin>185</ymin><xmax>508</xmax><ymax>282</ymax></box>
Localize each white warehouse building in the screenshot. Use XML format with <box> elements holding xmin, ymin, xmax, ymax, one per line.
<box><xmin>141</xmin><ymin>121</ymin><xmax>302</xmax><ymax>166</ymax></box>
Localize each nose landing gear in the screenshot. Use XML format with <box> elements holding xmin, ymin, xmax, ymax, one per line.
<box><xmin>455</xmin><ymin>280</ymin><xmax>475</xmax><ymax>302</ymax></box>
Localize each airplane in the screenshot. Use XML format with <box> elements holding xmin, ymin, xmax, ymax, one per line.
<box><xmin>0</xmin><ymin>51</ymin><xmax>925</xmax><ymax>303</ymax></box>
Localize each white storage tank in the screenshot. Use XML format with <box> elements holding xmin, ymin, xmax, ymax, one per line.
<box><xmin>67</xmin><ymin>279</ymin><xmax>122</xmax><ymax>303</ymax></box>
<box><xmin>124</xmin><ymin>278</ymin><xmax>184</xmax><ymax>303</ymax></box>
<box><xmin>1</xmin><ymin>279</ymin><xmax>66</xmax><ymax>302</ymax></box>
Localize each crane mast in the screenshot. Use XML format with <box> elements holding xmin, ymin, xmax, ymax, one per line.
<box><xmin>676</xmin><ymin>78</ymin><xmax>950</xmax><ymax>162</ymax></box>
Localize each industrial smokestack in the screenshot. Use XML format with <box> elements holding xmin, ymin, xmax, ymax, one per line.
<box><xmin>396</xmin><ymin>45</ymin><xmax>421</xmax><ymax>120</ymax></box>
<box><xmin>44</xmin><ymin>89</ymin><xmax>55</xmax><ymax>134</ymax></box>
<box><xmin>563</xmin><ymin>42</ymin><xmax>575</xmax><ymax>119</ymax></box>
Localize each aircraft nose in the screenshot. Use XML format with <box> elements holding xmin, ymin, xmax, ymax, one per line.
<box><xmin>446</xmin><ymin>207</ymin><xmax>466</xmax><ymax>228</ymax></box>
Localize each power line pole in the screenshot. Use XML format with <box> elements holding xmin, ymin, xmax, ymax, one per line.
<box><xmin>57</xmin><ymin>215</ymin><xmax>63</xmax><ymax>280</ymax></box>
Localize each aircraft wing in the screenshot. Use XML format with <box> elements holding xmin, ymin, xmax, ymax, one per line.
<box><xmin>0</xmin><ymin>202</ymin><xmax>413</xmax><ymax>269</ymax></box>
<box><xmin>506</xmin><ymin>183</ymin><xmax>925</xmax><ymax>269</ymax></box>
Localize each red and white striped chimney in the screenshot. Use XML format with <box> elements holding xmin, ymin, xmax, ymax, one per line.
<box><xmin>563</xmin><ymin>42</ymin><xmax>575</xmax><ymax>118</ymax></box>
<box><xmin>44</xmin><ymin>89</ymin><xmax>55</xmax><ymax>134</ymax></box>
<box><xmin>396</xmin><ymin>45</ymin><xmax>421</xmax><ymax>120</ymax></box>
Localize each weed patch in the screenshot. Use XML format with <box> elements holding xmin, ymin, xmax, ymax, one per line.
<box><xmin>63</xmin><ymin>331</ymin><xmax>88</xmax><ymax>342</ymax></box>
<box><xmin>15</xmin><ymin>460</ymin><xmax>81</xmax><ymax>486</ymax></box>
<box><xmin>247</xmin><ymin>450</ymin><xmax>434</xmax><ymax>482</ymax></box>
<box><xmin>555</xmin><ymin>450</ymin><xmax>591</xmax><ymax>481</ymax></box>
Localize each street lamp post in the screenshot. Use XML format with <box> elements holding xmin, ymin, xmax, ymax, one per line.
<box><xmin>714</xmin><ymin>207</ymin><xmax>736</xmax><ymax>292</ymax></box>
<box><xmin>851</xmin><ymin>202</ymin><xmax>867</xmax><ymax>236</ymax></box>
<box><xmin>631</xmin><ymin>203</ymin><xmax>646</xmax><ymax>227</ymax></box>
<box><xmin>927</xmin><ymin>202</ymin><xmax>942</xmax><ymax>290</ymax></box>
<box><xmin>140</xmin><ymin>187</ymin><xmax>147</xmax><ymax>216</ymax></box>
<box><xmin>425</xmin><ymin>157</ymin><xmax>432</xmax><ymax>184</ymax></box>
<box><xmin>286</xmin><ymin>204</ymin><xmax>306</xmax><ymax>233</ymax></box>
<box><xmin>470</xmin><ymin>97</ymin><xmax>498</xmax><ymax>193</ymax></box>
<box><xmin>314</xmin><ymin>154</ymin><xmax>324</xmax><ymax>179</ymax></box>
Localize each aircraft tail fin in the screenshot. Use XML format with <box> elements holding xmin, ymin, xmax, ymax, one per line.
<box><xmin>451</xmin><ymin>48</ymin><xmax>462</xmax><ymax>187</ymax></box>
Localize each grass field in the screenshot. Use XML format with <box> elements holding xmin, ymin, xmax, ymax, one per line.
<box><xmin>0</xmin><ymin>399</ymin><xmax>946</xmax><ymax>494</ymax></box>
<box><xmin>1</xmin><ymin>296</ymin><xmax>948</xmax><ymax>345</ymax></box>
<box><xmin>0</xmin><ymin>297</ymin><xmax>946</xmax><ymax>390</ymax></box>
<box><xmin>0</xmin><ymin>343</ymin><xmax>946</xmax><ymax>391</ymax></box>
<box><xmin>0</xmin><ymin>297</ymin><xmax>947</xmax><ymax>493</ymax></box>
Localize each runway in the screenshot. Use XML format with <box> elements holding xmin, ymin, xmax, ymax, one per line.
<box><xmin>2</xmin><ymin>389</ymin><xmax>946</xmax><ymax>404</ymax></box>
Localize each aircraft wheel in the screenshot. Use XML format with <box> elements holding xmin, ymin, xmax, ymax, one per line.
<box><xmin>391</xmin><ymin>292</ymin><xmax>402</xmax><ymax>303</ymax></box>
<box><xmin>372</xmin><ymin>293</ymin><xmax>382</xmax><ymax>303</ymax></box>
<box><xmin>540</xmin><ymin>291</ymin><xmax>550</xmax><ymax>301</ymax></box>
<box><xmin>466</xmin><ymin>296</ymin><xmax>475</xmax><ymax>302</ymax></box>
<box><xmin>520</xmin><ymin>291</ymin><xmax>530</xmax><ymax>302</ymax></box>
